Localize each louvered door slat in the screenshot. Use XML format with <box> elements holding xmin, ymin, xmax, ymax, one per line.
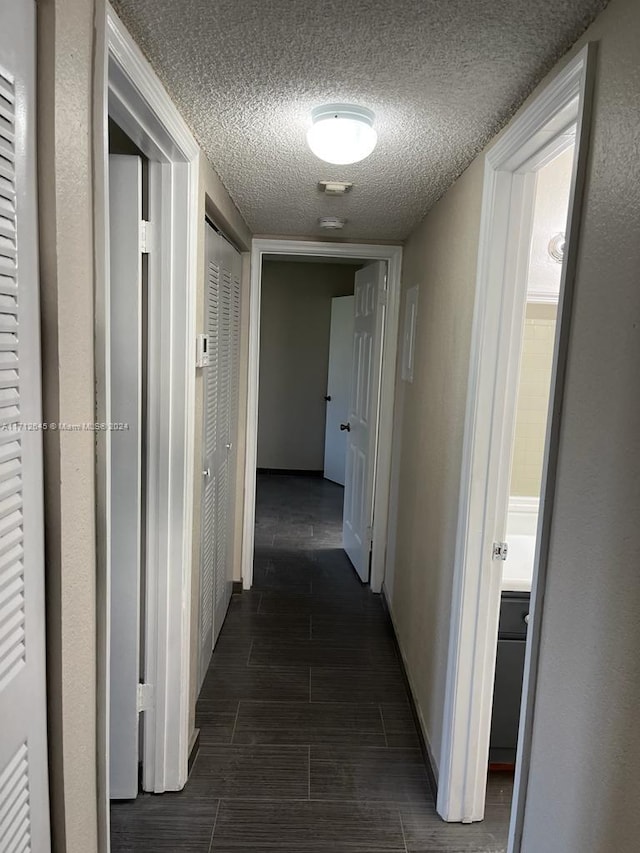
<box><xmin>0</xmin><ymin>743</ymin><xmax>30</xmax><ymax>852</ymax></box>
<box><xmin>0</xmin><ymin>1</ymin><xmax>50</xmax><ymax>848</ymax></box>
<box><xmin>0</xmin><ymin>62</ymin><xmax>25</xmax><ymax>694</ymax></box>
<box><xmin>212</xmin><ymin>244</ymin><xmax>239</xmax><ymax>646</ymax></box>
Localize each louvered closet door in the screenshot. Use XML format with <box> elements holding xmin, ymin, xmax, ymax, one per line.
<box><xmin>227</xmin><ymin>267</ymin><xmax>241</xmax><ymax>562</ymax></box>
<box><xmin>0</xmin><ymin>1</ymin><xmax>51</xmax><ymax>850</ymax></box>
<box><xmin>213</xmin><ymin>265</ymin><xmax>231</xmax><ymax>644</ymax></box>
<box><xmin>199</xmin><ymin>238</ymin><xmax>219</xmax><ymax>687</ymax></box>
<box><xmin>199</xmin><ymin>224</ymin><xmax>242</xmax><ymax>684</ymax></box>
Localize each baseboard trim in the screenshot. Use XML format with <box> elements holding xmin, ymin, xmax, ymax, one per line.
<box><xmin>188</xmin><ymin>728</ymin><xmax>200</xmax><ymax>777</ymax></box>
<box><xmin>257</xmin><ymin>467</ymin><xmax>324</xmax><ymax>477</ymax></box>
<box><xmin>232</xmin><ymin>580</ymin><xmax>243</xmax><ymax>594</ymax></box>
<box><xmin>381</xmin><ymin>588</ymin><xmax>439</xmax><ymax>801</ymax></box>
<box><xmin>508</xmin><ymin>495</ymin><xmax>539</xmax><ymax>515</ymax></box>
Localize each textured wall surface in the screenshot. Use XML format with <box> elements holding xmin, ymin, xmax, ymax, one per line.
<box><xmin>37</xmin><ymin>0</ymin><xmax>100</xmax><ymax>850</ymax></box>
<box><xmin>386</xmin><ymin>158</ymin><xmax>484</xmax><ymax>765</ymax></box>
<box><xmin>110</xmin><ymin>0</ymin><xmax>607</xmax><ymax>241</ymax></box>
<box><xmin>257</xmin><ymin>261</ymin><xmax>356</xmax><ymax>470</ymax></box>
<box><xmin>519</xmin><ymin>0</ymin><xmax>640</xmax><ymax>848</ymax></box>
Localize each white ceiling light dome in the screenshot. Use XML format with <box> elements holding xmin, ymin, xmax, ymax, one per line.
<box><xmin>307</xmin><ymin>104</ymin><xmax>377</xmax><ymax>165</ymax></box>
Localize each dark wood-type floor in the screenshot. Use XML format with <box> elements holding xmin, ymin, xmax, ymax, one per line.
<box><xmin>111</xmin><ymin>473</ymin><xmax>512</xmax><ymax>851</ymax></box>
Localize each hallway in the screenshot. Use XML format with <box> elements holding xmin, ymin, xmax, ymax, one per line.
<box><xmin>111</xmin><ymin>474</ymin><xmax>512</xmax><ymax>851</ymax></box>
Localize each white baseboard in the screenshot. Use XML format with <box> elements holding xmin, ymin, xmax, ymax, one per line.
<box><xmin>382</xmin><ymin>586</ymin><xmax>440</xmax><ymax>784</ymax></box>
<box><xmin>508</xmin><ymin>495</ymin><xmax>539</xmax><ymax>515</ymax></box>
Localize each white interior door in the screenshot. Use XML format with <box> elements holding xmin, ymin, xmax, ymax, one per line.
<box><xmin>108</xmin><ymin>154</ymin><xmax>143</xmax><ymax>799</ymax></box>
<box><xmin>199</xmin><ymin>224</ymin><xmax>241</xmax><ymax>686</ymax></box>
<box><xmin>324</xmin><ymin>295</ymin><xmax>355</xmax><ymax>486</ymax></box>
<box><xmin>343</xmin><ymin>262</ymin><xmax>386</xmax><ymax>582</ymax></box>
<box><xmin>0</xmin><ymin>1</ymin><xmax>51</xmax><ymax>848</ymax></box>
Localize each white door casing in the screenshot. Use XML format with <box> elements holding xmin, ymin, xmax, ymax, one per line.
<box><xmin>108</xmin><ymin>154</ymin><xmax>143</xmax><ymax>799</ymax></box>
<box><xmin>242</xmin><ymin>240</ymin><xmax>403</xmax><ymax>595</ymax></box>
<box><xmin>436</xmin><ymin>46</ymin><xmax>595</xmax><ymax>844</ymax></box>
<box><xmin>0</xmin><ymin>0</ymin><xmax>51</xmax><ymax>849</ymax></box>
<box><xmin>100</xmin><ymin>8</ymin><xmax>201</xmax><ymax>800</ymax></box>
<box><xmin>199</xmin><ymin>224</ymin><xmax>241</xmax><ymax>686</ymax></box>
<box><xmin>324</xmin><ymin>295</ymin><xmax>355</xmax><ymax>486</ymax></box>
<box><xmin>343</xmin><ymin>262</ymin><xmax>386</xmax><ymax>582</ymax></box>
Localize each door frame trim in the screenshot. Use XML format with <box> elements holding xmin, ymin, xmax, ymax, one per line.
<box><xmin>242</xmin><ymin>239</ymin><xmax>403</xmax><ymax>593</ymax></box>
<box><xmin>95</xmin><ymin>4</ymin><xmax>200</xmax><ymax>836</ymax></box>
<box><xmin>436</xmin><ymin>44</ymin><xmax>596</xmax><ymax>846</ymax></box>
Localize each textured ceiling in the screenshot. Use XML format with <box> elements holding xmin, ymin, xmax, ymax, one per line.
<box><xmin>111</xmin><ymin>0</ymin><xmax>607</xmax><ymax>241</ymax></box>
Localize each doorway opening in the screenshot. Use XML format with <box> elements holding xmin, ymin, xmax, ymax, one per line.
<box><xmin>255</xmin><ymin>255</ymin><xmax>386</xmax><ymax>588</ymax></box>
<box><xmin>256</xmin><ymin>258</ymin><xmax>359</xmax><ymax>486</ymax></box>
<box><xmin>437</xmin><ymin>45</ymin><xmax>595</xmax><ymax>851</ymax></box>
<box><xmin>107</xmin><ymin>119</ymin><xmax>150</xmax><ymax>805</ymax></box>
<box><xmin>96</xmin><ymin>9</ymin><xmax>201</xmax><ymax>849</ymax></box>
<box><xmin>242</xmin><ymin>240</ymin><xmax>403</xmax><ymax>594</ymax></box>
<box><xmin>486</xmin><ymin>139</ymin><xmax>574</xmax><ymax>819</ymax></box>
<box><xmin>254</xmin><ymin>256</ymin><xmax>360</xmax><ymax>599</ymax></box>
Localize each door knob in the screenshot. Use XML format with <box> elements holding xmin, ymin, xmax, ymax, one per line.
<box><xmin>340</xmin><ymin>422</ymin><xmax>351</xmax><ymax>432</ymax></box>
<box><xmin>324</xmin><ymin>395</ymin><xmax>332</xmax><ymax>402</ymax></box>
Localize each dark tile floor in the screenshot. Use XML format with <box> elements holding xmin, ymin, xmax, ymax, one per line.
<box><xmin>111</xmin><ymin>474</ymin><xmax>512</xmax><ymax>851</ymax></box>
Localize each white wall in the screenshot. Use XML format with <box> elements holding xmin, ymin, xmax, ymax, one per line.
<box><xmin>387</xmin><ymin>4</ymin><xmax>640</xmax><ymax>848</ymax></box>
<box><xmin>527</xmin><ymin>145</ymin><xmax>574</xmax><ymax>301</ymax></box>
<box><xmin>510</xmin><ymin>147</ymin><xmax>573</xmax><ymax>496</ymax></box>
<box><xmin>257</xmin><ymin>261</ymin><xmax>356</xmax><ymax>471</ymax></box>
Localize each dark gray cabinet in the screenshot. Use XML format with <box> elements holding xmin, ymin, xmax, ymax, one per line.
<box><xmin>489</xmin><ymin>591</ymin><xmax>530</xmax><ymax>764</ymax></box>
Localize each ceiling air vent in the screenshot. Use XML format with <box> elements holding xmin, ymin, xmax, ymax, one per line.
<box><xmin>319</xmin><ymin>216</ymin><xmax>346</xmax><ymax>230</ymax></box>
<box><xmin>318</xmin><ymin>181</ymin><xmax>353</xmax><ymax>196</ymax></box>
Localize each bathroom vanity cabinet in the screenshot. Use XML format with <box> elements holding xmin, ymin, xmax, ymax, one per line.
<box><xmin>489</xmin><ymin>591</ymin><xmax>531</xmax><ymax>764</ymax></box>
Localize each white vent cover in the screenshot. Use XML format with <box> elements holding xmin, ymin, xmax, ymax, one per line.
<box><xmin>319</xmin><ymin>216</ymin><xmax>346</xmax><ymax>230</ymax></box>
<box><xmin>318</xmin><ymin>181</ymin><xmax>353</xmax><ymax>196</ymax></box>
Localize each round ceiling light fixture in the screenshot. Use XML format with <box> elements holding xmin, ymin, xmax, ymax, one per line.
<box><xmin>307</xmin><ymin>104</ymin><xmax>377</xmax><ymax>165</ymax></box>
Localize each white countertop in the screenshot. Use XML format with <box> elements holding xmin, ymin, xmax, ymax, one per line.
<box><xmin>501</xmin><ymin>534</ymin><xmax>534</xmax><ymax>593</ymax></box>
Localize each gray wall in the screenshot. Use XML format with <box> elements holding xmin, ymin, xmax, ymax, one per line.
<box><xmin>257</xmin><ymin>261</ymin><xmax>356</xmax><ymax>471</ymax></box>
<box><xmin>37</xmin><ymin>2</ymin><xmax>253</xmax><ymax>849</ymax></box>
<box><xmin>386</xmin><ymin>0</ymin><xmax>640</xmax><ymax>848</ymax></box>
<box><xmin>385</xmin><ymin>157</ymin><xmax>483</xmax><ymax>770</ymax></box>
<box><xmin>520</xmin><ymin>0</ymin><xmax>640</xmax><ymax>848</ymax></box>
<box><xmin>38</xmin><ymin>1</ymin><xmax>101</xmax><ymax>850</ymax></box>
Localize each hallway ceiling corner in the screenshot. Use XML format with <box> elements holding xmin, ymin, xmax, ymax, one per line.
<box><xmin>111</xmin><ymin>0</ymin><xmax>608</xmax><ymax>242</ymax></box>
